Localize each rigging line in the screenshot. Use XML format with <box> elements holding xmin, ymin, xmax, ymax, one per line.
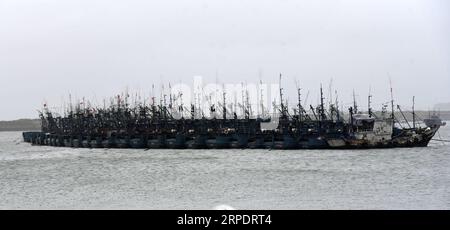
<box><xmin>437</xmin><ymin>131</ymin><xmax>446</xmax><ymax>145</ymax></box>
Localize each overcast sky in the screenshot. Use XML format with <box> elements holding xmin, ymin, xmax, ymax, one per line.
<box><xmin>0</xmin><ymin>0</ymin><xmax>449</xmax><ymax>120</ymax></box>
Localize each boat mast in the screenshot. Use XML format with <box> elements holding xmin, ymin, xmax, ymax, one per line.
<box><xmin>389</xmin><ymin>78</ymin><xmax>395</xmax><ymax>122</ymax></box>
<box><xmin>169</xmin><ymin>83</ymin><xmax>173</xmax><ymax>110</ymax></box>
<box><xmin>368</xmin><ymin>86</ymin><xmax>372</xmax><ymax>117</ymax></box>
<box><xmin>412</xmin><ymin>96</ymin><xmax>416</xmax><ymax>129</ymax></box>
<box><xmin>279</xmin><ymin>74</ymin><xmax>284</xmax><ymax>116</ymax></box>
<box><xmin>259</xmin><ymin>80</ymin><xmax>264</xmax><ymax>118</ymax></box>
<box><xmin>223</xmin><ymin>87</ymin><xmax>227</xmax><ymax>120</ymax></box>
<box><xmin>297</xmin><ymin>86</ymin><xmax>302</xmax><ymax>123</ymax></box>
<box><xmin>310</xmin><ymin>105</ymin><xmax>318</xmax><ymax>121</ymax></box>
<box><xmin>349</xmin><ymin>107</ymin><xmax>354</xmax><ymax>133</ymax></box>
<box><xmin>190</xmin><ymin>104</ymin><xmax>195</xmax><ymax>120</ymax></box>
<box><xmin>245</xmin><ymin>86</ymin><xmax>252</xmax><ymax>118</ymax></box>
<box><xmin>179</xmin><ymin>91</ymin><xmax>184</xmax><ymax>119</ymax></box>
<box><xmin>69</xmin><ymin>94</ymin><xmax>73</xmax><ymax>114</ymax></box>
<box><xmin>233</xmin><ymin>90</ymin><xmax>238</xmax><ymax>119</ymax></box>
<box><xmin>151</xmin><ymin>84</ymin><xmax>156</xmax><ymax>119</ymax></box>
<box><xmin>241</xmin><ymin>82</ymin><xmax>245</xmax><ymax>117</ymax></box>
<box><xmin>335</xmin><ymin>90</ymin><xmax>340</xmax><ymax>121</ymax></box>
<box><xmin>320</xmin><ymin>84</ymin><xmax>326</xmax><ymax>121</ymax></box>
<box><xmin>328</xmin><ymin>78</ymin><xmax>333</xmax><ymax>120</ymax></box>
<box><xmin>352</xmin><ymin>89</ymin><xmax>358</xmax><ymax>114</ymax></box>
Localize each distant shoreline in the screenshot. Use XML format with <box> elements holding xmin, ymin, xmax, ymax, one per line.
<box><xmin>0</xmin><ymin>119</ymin><xmax>40</xmax><ymax>132</ymax></box>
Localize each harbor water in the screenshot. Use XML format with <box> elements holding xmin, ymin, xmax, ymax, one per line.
<box><xmin>0</xmin><ymin>125</ymin><xmax>449</xmax><ymax>209</ymax></box>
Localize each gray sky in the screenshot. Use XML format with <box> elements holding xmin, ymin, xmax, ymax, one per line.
<box><xmin>1</xmin><ymin>0</ymin><xmax>449</xmax><ymax>120</ymax></box>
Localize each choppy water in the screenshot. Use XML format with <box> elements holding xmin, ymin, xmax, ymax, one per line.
<box><xmin>1</xmin><ymin>125</ymin><xmax>449</xmax><ymax>210</ymax></box>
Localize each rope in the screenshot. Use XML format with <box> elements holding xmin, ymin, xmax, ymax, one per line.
<box><xmin>431</xmin><ymin>139</ymin><xmax>450</xmax><ymax>143</ymax></box>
